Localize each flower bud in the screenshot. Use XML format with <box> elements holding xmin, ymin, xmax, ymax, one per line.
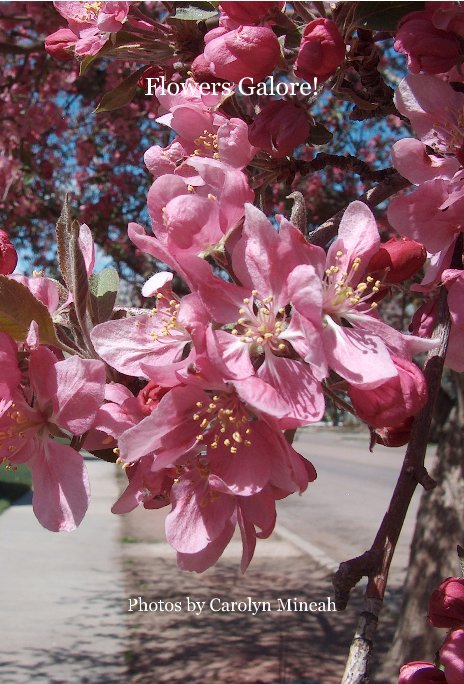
<box><xmin>441</xmin><ymin>628</ymin><xmax>464</xmax><ymax>684</ymax></box>
<box><xmin>428</xmin><ymin>577</ymin><xmax>464</xmax><ymax>629</ymax></box>
<box><xmin>248</xmin><ymin>100</ymin><xmax>310</xmax><ymax>158</ymax></box>
<box><xmin>138</xmin><ymin>381</ymin><xmax>171</xmax><ymax>416</ymax></box>
<box><xmin>367</xmin><ymin>237</ymin><xmax>426</xmax><ymax>284</ymax></box>
<box><xmin>219</xmin><ymin>2</ymin><xmax>285</xmax><ymax>25</ymax></box>
<box><xmin>375</xmin><ymin>417</ymin><xmax>414</xmax><ymax>448</ymax></box>
<box><xmin>398</xmin><ymin>661</ymin><xmax>447</xmax><ymax>683</ymax></box>
<box><xmin>44</xmin><ymin>28</ymin><xmax>77</xmax><ymax>62</ymax></box>
<box><xmin>394</xmin><ymin>11</ymin><xmax>461</xmax><ymax>74</ymax></box>
<box><xmin>294</xmin><ymin>18</ymin><xmax>345</xmax><ymax>83</ymax></box>
<box><xmin>349</xmin><ymin>357</ymin><xmax>427</xmax><ymax>429</ymax></box>
<box><xmin>0</xmin><ymin>230</ymin><xmax>17</xmax><ymax>275</ymax></box>
<box><xmin>203</xmin><ymin>26</ymin><xmax>281</xmax><ymax>84</ymax></box>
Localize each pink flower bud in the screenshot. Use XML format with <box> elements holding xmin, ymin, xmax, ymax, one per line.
<box><xmin>349</xmin><ymin>356</ymin><xmax>427</xmax><ymax>429</ymax></box>
<box><xmin>429</xmin><ymin>577</ymin><xmax>464</xmax><ymax>629</ymax></box>
<box><xmin>44</xmin><ymin>28</ymin><xmax>77</xmax><ymax>62</ymax></box>
<box><xmin>441</xmin><ymin>628</ymin><xmax>464</xmax><ymax>684</ymax></box>
<box><xmin>398</xmin><ymin>661</ymin><xmax>447</xmax><ymax>683</ymax></box>
<box><xmin>367</xmin><ymin>237</ymin><xmax>426</xmax><ymax>283</ymax></box>
<box><xmin>0</xmin><ymin>230</ymin><xmax>17</xmax><ymax>275</ymax></box>
<box><xmin>203</xmin><ymin>26</ymin><xmax>281</xmax><ymax>83</ymax></box>
<box><xmin>219</xmin><ymin>2</ymin><xmax>285</xmax><ymax>25</ymax></box>
<box><xmin>375</xmin><ymin>418</ymin><xmax>414</xmax><ymax>448</ymax></box>
<box><xmin>294</xmin><ymin>18</ymin><xmax>345</xmax><ymax>83</ymax></box>
<box><xmin>394</xmin><ymin>11</ymin><xmax>461</xmax><ymax>74</ymax></box>
<box><xmin>191</xmin><ymin>53</ymin><xmax>227</xmax><ymax>84</ymax></box>
<box><xmin>137</xmin><ymin>381</ymin><xmax>171</xmax><ymax>416</ymax></box>
<box><xmin>248</xmin><ymin>100</ymin><xmax>310</xmax><ymax>158</ymax></box>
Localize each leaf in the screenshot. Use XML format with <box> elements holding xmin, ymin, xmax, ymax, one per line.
<box><xmin>0</xmin><ymin>276</ymin><xmax>61</xmax><ymax>346</ymax></box>
<box><xmin>172</xmin><ymin>2</ymin><xmax>218</xmax><ymax>21</ymax></box>
<box><xmin>56</xmin><ymin>194</ymin><xmax>73</xmax><ymax>289</ymax></box>
<box><xmin>95</xmin><ymin>67</ymin><xmax>146</xmax><ymax>113</ymax></box>
<box><xmin>69</xmin><ymin>219</ymin><xmax>89</xmax><ymax>329</ymax></box>
<box><xmin>308</xmin><ymin>124</ymin><xmax>333</xmax><ymax>146</ymax></box>
<box><xmin>351</xmin><ymin>1</ymin><xmax>424</xmax><ymax>31</ymax></box>
<box><xmin>88</xmin><ymin>268</ymin><xmax>119</xmax><ymax>324</ymax></box>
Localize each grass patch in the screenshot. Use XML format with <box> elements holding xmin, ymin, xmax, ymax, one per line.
<box><xmin>121</xmin><ymin>535</ymin><xmax>143</xmax><ymax>544</ymax></box>
<box><xmin>0</xmin><ymin>464</ymin><xmax>32</xmax><ymax>514</ymax></box>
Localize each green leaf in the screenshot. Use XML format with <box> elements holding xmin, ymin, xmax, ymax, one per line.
<box><xmin>0</xmin><ymin>276</ymin><xmax>61</xmax><ymax>346</ymax></box>
<box><xmin>351</xmin><ymin>1</ymin><xmax>424</xmax><ymax>31</ymax></box>
<box><xmin>172</xmin><ymin>2</ymin><xmax>218</xmax><ymax>21</ymax></box>
<box><xmin>95</xmin><ymin>67</ymin><xmax>146</xmax><ymax>113</ymax></box>
<box><xmin>88</xmin><ymin>268</ymin><xmax>119</xmax><ymax>324</ymax></box>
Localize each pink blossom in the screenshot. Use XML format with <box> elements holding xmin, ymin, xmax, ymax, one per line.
<box><xmin>391</xmin><ymin>138</ymin><xmax>459</xmax><ymax>186</ymax></box>
<box><xmin>154</xmin><ymin>90</ymin><xmax>256</xmax><ymax>169</ymax></box>
<box><xmin>0</xmin><ymin>229</ymin><xmax>17</xmax><ymax>274</ymax></box>
<box><xmin>219</xmin><ymin>2</ymin><xmax>285</xmax><ymax>26</ymax></box>
<box><xmin>394</xmin><ymin>75</ymin><xmax>464</xmax><ymax>165</ymax></box>
<box><xmin>348</xmin><ymin>356</ymin><xmax>427</xmax><ymax>428</ymax></box>
<box><xmin>203</xmin><ymin>26</ymin><xmax>281</xmax><ymax>84</ymax></box>
<box><xmin>90</xmin><ymin>272</ymin><xmax>207</xmax><ymax>384</ymax></box>
<box><xmin>116</xmin><ymin>382</ymin><xmax>315</xmax><ymax>570</ymax></box>
<box><xmin>147</xmin><ymin>157</ymin><xmax>253</xmax><ymax>256</ymax></box>
<box><xmin>367</xmin><ymin>236</ymin><xmax>426</xmax><ymax>284</ymax></box>
<box><xmin>398</xmin><ymin>661</ymin><xmax>447</xmax><ymax>683</ymax></box>
<box><xmin>248</xmin><ymin>100</ymin><xmax>310</xmax><ymax>158</ymax></box>
<box><xmin>144</xmin><ymin>141</ymin><xmax>187</xmax><ymax>177</ymax></box>
<box><xmin>394</xmin><ymin>11</ymin><xmax>460</xmax><ymax>74</ymax></box>
<box><xmin>112</xmin><ymin>455</ymin><xmax>176</xmax><ymax>514</ymax></box>
<box><xmin>374</xmin><ymin>417</ymin><xmax>415</xmax><ymax>448</ymax></box>
<box><xmin>294</xmin><ymin>19</ymin><xmax>345</xmax><ymax>84</ymax></box>
<box><xmin>0</xmin><ymin>332</ymin><xmax>21</xmax><ymax>415</ymax></box>
<box><xmin>44</xmin><ymin>28</ymin><xmax>77</xmax><ymax>62</ymax></box>
<box><xmin>291</xmin><ymin>202</ymin><xmax>431</xmax><ymax>389</ymax></box>
<box><xmin>441</xmin><ymin>628</ymin><xmax>464</xmax><ymax>684</ymax></box>
<box><xmin>53</xmin><ymin>1</ymin><xmax>129</xmax><ymax>34</ymax></box>
<box><xmin>432</xmin><ymin>5</ymin><xmax>464</xmax><ymax>38</ymax></box>
<box><xmin>0</xmin><ymin>346</ymin><xmax>105</xmax><ymax>531</ymax></box>
<box><xmin>429</xmin><ymin>577</ymin><xmax>464</xmax><ymax>629</ymax></box>
<box><xmin>388</xmin><ymin>178</ymin><xmax>464</xmax><ymax>286</ymax></box>
<box><xmin>184</xmin><ymin>203</ymin><xmax>326</xmax><ymax>427</ymax></box>
<box><xmin>443</xmin><ymin>270</ymin><xmax>464</xmax><ymax>372</ymax></box>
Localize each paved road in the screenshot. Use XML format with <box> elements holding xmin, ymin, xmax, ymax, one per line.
<box><xmin>0</xmin><ymin>458</ymin><xmax>127</xmax><ymax>684</ymax></box>
<box><xmin>276</xmin><ymin>427</ymin><xmax>436</xmax><ymax>586</ymax></box>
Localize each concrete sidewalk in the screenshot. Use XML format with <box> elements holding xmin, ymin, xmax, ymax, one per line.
<box><xmin>0</xmin><ymin>458</ymin><xmax>127</xmax><ymax>684</ymax></box>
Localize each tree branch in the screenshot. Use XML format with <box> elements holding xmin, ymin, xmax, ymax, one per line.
<box><xmin>308</xmin><ymin>171</ymin><xmax>411</xmax><ymax>246</ymax></box>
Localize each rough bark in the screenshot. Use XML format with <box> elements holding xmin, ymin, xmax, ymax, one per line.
<box><xmin>379</xmin><ymin>376</ymin><xmax>464</xmax><ymax>680</ymax></box>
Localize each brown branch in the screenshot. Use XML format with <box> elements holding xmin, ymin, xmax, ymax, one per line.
<box><xmin>308</xmin><ymin>171</ymin><xmax>411</xmax><ymax>247</ymax></box>
<box><xmin>296</xmin><ymin>154</ymin><xmax>397</xmax><ymax>183</ymax></box>
<box><xmin>337</xmin><ymin>237</ymin><xmax>463</xmax><ymax>683</ymax></box>
<box><xmin>0</xmin><ymin>41</ymin><xmax>44</xmax><ymax>54</ymax></box>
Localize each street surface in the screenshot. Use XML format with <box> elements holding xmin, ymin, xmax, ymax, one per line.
<box><xmin>277</xmin><ymin>427</ymin><xmax>436</xmax><ymax>587</ymax></box>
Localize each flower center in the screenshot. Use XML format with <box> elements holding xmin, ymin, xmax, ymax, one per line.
<box><xmin>230</xmin><ymin>291</ymin><xmax>288</xmax><ymax>356</ymax></box>
<box><xmin>191</xmin><ymin>393</ymin><xmax>253</xmax><ymax>456</ymax></box>
<box><xmin>82</xmin><ymin>2</ymin><xmax>103</xmax><ymax>21</ymax></box>
<box><xmin>323</xmin><ymin>251</ymin><xmax>380</xmax><ymax>320</ymax></box>
<box><xmin>0</xmin><ymin>401</ymin><xmax>42</xmax><ymax>462</ymax></box>
<box><xmin>193</xmin><ymin>129</ymin><xmax>220</xmax><ymax>160</ymax></box>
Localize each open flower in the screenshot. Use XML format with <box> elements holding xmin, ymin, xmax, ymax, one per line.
<box><xmin>0</xmin><ymin>344</ymin><xmax>105</xmax><ymax>531</ymax></box>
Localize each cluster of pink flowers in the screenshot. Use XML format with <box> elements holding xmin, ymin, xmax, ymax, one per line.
<box><xmin>2</xmin><ymin>0</ymin><xmax>462</xmax><ymax>578</ymax></box>
<box><xmin>399</xmin><ymin>577</ymin><xmax>464</xmax><ymax>683</ymax></box>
